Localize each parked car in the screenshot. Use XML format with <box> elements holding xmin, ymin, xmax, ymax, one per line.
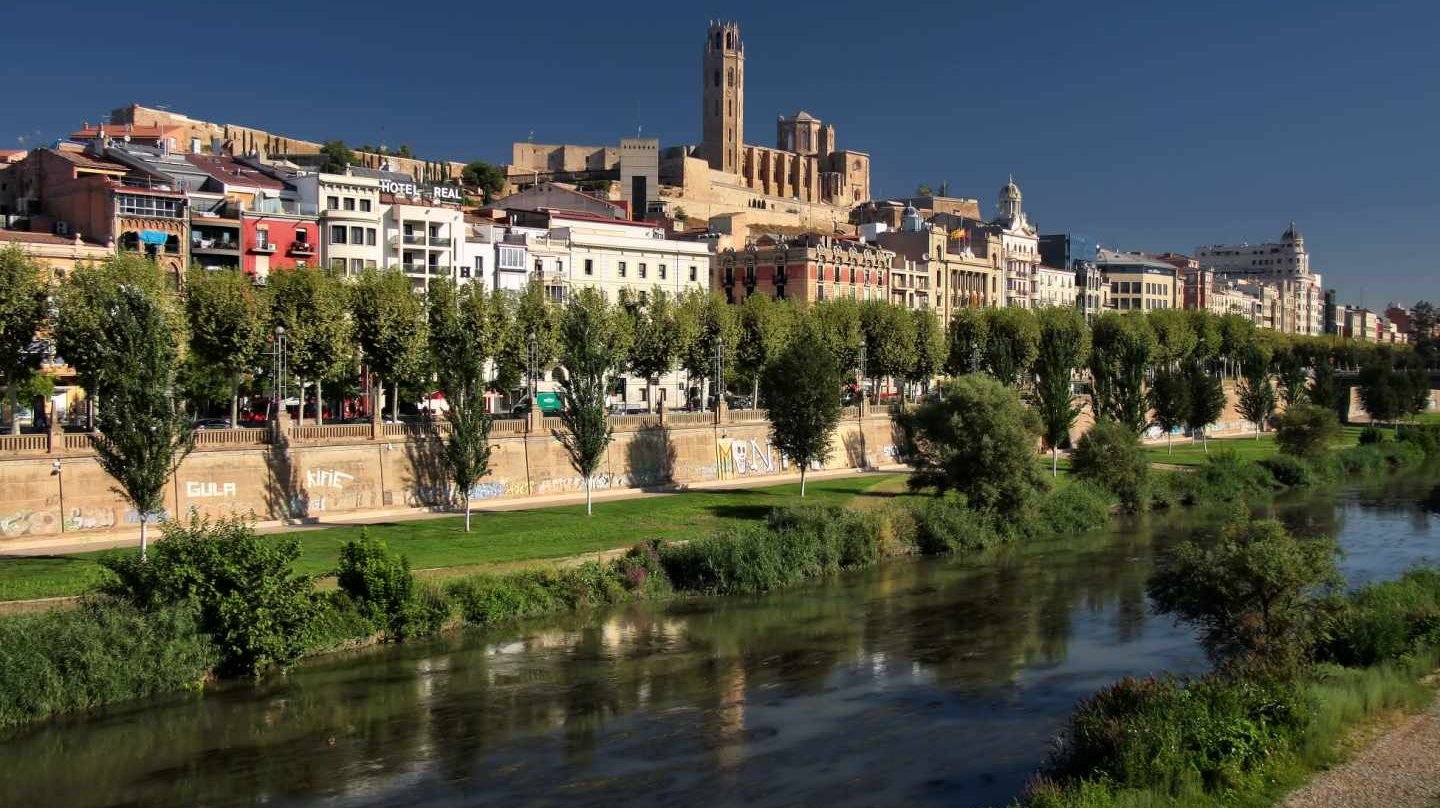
<box><xmin>193</xmin><ymin>417</ymin><xmax>232</xmax><ymax>430</ymax></box>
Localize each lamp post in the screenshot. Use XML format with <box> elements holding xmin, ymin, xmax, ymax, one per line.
<box><xmin>526</xmin><ymin>330</ymin><xmax>538</xmax><ymax>409</ymax></box>
<box><xmin>713</xmin><ymin>337</ymin><xmax>725</xmax><ymax>412</ymax></box>
<box><xmin>858</xmin><ymin>342</ymin><xmax>867</xmax><ymax>404</ymax></box>
<box><xmin>272</xmin><ymin>325</ymin><xmax>288</xmax><ymax>424</ymax></box>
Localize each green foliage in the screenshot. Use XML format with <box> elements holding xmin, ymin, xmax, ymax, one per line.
<box><xmin>908</xmin><ymin>496</ymin><xmax>999</xmax><ymax>555</ymax></box>
<box><xmin>944</xmin><ymin>305</ymin><xmax>988</xmax><ymax>375</ymax></box>
<box><xmin>1071</xmin><ymin>419</ymin><xmax>1148</xmax><ymax>513</ymax></box>
<box><xmin>1235</xmin><ymin>346</ymin><xmax>1277</xmax><ymax>437</ymax></box>
<box><xmin>1358</xmin><ymin>351</ymin><xmax>1429</xmax><ymax>426</ymax></box>
<box><xmin>1033</xmin><ymin>306</ymin><xmax>1090</xmax><ymax>464</ymax></box>
<box><xmin>267</xmin><ymin>266</ymin><xmax>354</xmax><ymax>387</ymax></box>
<box><xmin>0</xmin><ymin>246</ymin><xmax>49</xmax><ymax>425</ymax></box>
<box><xmin>1147</xmin><ymin>364</ymin><xmax>1189</xmax><ymax>450</ymax></box>
<box><xmin>1147</xmin><ymin>308</ymin><xmax>1196</xmax><ymax>367</ymax></box>
<box><xmin>318</xmin><ymin>139</ymin><xmax>356</xmax><ymax>173</ymax></box>
<box><xmin>1257</xmin><ymin>454</ymin><xmax>1314</xmax><ymax>487</ymax></box>
<box><xmin>733</xmin><ymin>292</ymin><xmax>794</xmax><ymax>406</ymax></box>
<box><xmin>1148</xmin><ymin>516</ymin><xmax>1342</xmax><ymax>673</ymax></box>
<box><xmin>806</xmin><ymin>297</ymin><xmax>864</xmax><ymax>382</ymax></box>
<box><xmin>1275</xmin><ymin>403</ymin><xmax>1342</xmax><ymax>460</ymax></box>
<box><xmin>556</xmin><ymin>288</ymin><xmax>622</xmax><ymax>512</ymax></box>
<box><xmin>1358</xmin><ymin>425</ymin><xmax>1386</xmax><ymax>445</ymax></box>
<box><xmin>677</xmin><ymin>289</ymin><xmax>739</xmax><ymax>390</ymax></box>
<box><xmin>761</xmin><ymin>324</ymin><xmax>842</xmax><ymax>495</ymax></box>
<box><xmin>447</xmin><ymin>560</ymin><xmax>641</xmax><ymax>626</ymax></box>
<box><xmin>1171</xmin><ymin>450</ymin><xmax>1279</xmax><ymax>506</ymax></box>
<box><xmin>1320</xmin><ymin>569</ymin><xmax>1440</xmax><ymax>667</ymax></box>
<box><xmin>1397</xmin><ymin>423</ymin><xmax>1440</xmax><ymax>455</ymax></box>
<box><xmin>901</xmin><ymin>374</ymin><xmax>1045</xmax><ymax>518</ymax></box>
<box><xmin>0</xmin><ymin>599</ymin><xmax>214</xmax><ymax>729</ymax></box>
<box><xmin>1026</xmin><ymin>482</ymin><xmax>1114</xmax><ymax>539</ymax></box>
<box><xmin>99</xmin><ymin>514</ymin><xmax>316</xmax><ymax>677</ymax></box>
<box><xmin>907</xmin><ymin>308</ymin><xmax>946</xmax><ymax>390</ymax></box>
<box><xmin>427</xmin><ymin>278</ymin><xmax>496</xmax><ymax>524</ymax></box>
<box><xmin>1185</xmin><ymin>360</ymin><xmax>1227</xmax><ymax>449</ymax></box>
<box><xmin>860</xmin><ymin>299</ymin><xmax>917</xmax><ymax>391</ymax></box>
<box><xmin>461</xmin><ymin>160</ymin><xmax>505</xmax><ymax>201</ymax></box>
<box><xmin>337</xmin><ymin>532</ymin><xmax>416</xmax><ymax>637</ymax></box>
<box><xmin>353</xmin><ymin>267</ymin><xmax>427</xmax><ymax>394</ymax></box>
<box><xmin>982</xmin><ymin>306</ymin><xmax>1040</xmax><ymax>385</ymax></box>
<box><xmin>183</xmin><ymin>266</ymin><xmax>267</xmax><ymax>380</ymax></box>
<box><xmin>1088</xmin><ymin>312</ymin><xmax>1154</xmax><ymax>433</ymax></box>
<box><xmin>53</xmin><ymin>253</ymin><xmax>181</xmax><ymax>400</ymax></box>
<box><xmin>492</xmin><ymin>280</ymin><xmax>559</xmax><ymax>394</ymax></box>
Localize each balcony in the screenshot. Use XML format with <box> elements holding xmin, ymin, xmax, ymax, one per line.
<box><xmin>192</xmin><ymin>237</ymin><xmax>240</xmax><ymax>253</ymax></box>
<box><xmin>400</xmin><ymin>263</ymin><xmax>451</xmax><ymax>276</ymax></box>
<box><xmin>402</xmin><ymin>233</ymin><xmax>427</xmax><ymax>246</ymax></box>
<box><xmin>289</xmin><ymin>241</ymin><xmax>316</xmax><ymax>256</ymax></box>
<box><xmin>246</xmin><ymin>198</ymin><xmax>318</xmax><ymax>216</ymax></box>
<box><xmin>429</xmin><ymin>235</ymin><xmax>450</xmax><ymax>247</ymax></box>
<box><xmin>250</xmin><ymin>241</ymin><xmax>276</xmax><ymax>254</ymax></box>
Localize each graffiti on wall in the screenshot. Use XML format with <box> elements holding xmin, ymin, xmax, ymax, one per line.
<box><xmin>185</xmin><ymin>481</ymin><xmax>237</xmax><ymax>498</ymax></box>
<box><xmin>305</xmin><ymin>469</ymin><xmax>354</xmax><ymax>490</ymax></box>
<box><xmin>716</xmin><ymin>438</ymin><xmax>790</xmax><ymax>479</ymax></box>
<box><xmin>0</xmin><ymin>509</ymin><xmax>61</xmax><ymax>537</ymax></box>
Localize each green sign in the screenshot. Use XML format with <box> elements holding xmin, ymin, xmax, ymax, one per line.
<box><xmin>535</xmin><ymin>392</ymin><xmax>563</xmax><ymax>413</ymax></box>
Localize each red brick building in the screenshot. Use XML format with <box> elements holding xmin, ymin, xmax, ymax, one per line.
<box><xmin>713</xmin><ymin>233</ymin><xmax>892</xmax><ymax>305</ymax></box>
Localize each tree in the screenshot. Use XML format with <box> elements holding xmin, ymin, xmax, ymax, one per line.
<box><xmin>624</xmin><ymin>289</ymin><xmax>682</xmax><ymax>412</ymax></box>
<box><xmin>461</xmin><ymin>160</ymin><xmax>505</xmax><ymax>203</ymax></box>
<box><xmin>982</xmin><ymin>306</ymin><xmax>1040</xmax><ymax>386</ymax></box>
<box><xmin>1147</xmin><ymin>309</ymin><xmax>1196</xmax><ymax>368</ymax></box>
<box><xmin>352</xmin><ymin>267</ymin><xmax>426</xmax><ymax>422</ymax></box>
<box><xmin>267</xmin><ymin>267</ymin><xmax>353</xmax><ymax>425</ymax></box>
<box><xmin>677</xmin><ymin>290</ymin><xmax>739</xmax><ymax>409</ymax></box>
<box><xmin>1236</xmin><ymin>346</ymin><xmax>1276</xmax><ymax>439</ymax></box>
<box><xmin>495</xmin><ymin>279</ymin><xmax>560</xmax><ymax>402</ymax></box>
<box><xmin>906</xmin><ymin>309</ymin><xmax>946</xmax><ymax>396</ymax></box>
<box><xmin>1357</xmin><ymin>354</ymin><xmax>1410</xmax><ymax>430</ymax></box>
<box><xmin>1187</xmin><ymin>309</ymin><xmax>1223</xmax><ymax>368</ymax></box>
<box><xmin>1148</xmin><ymin>364</ymin><xmax>1189</xmax><ymax>454</ymax></box>
<box><xmin>807</xmin><ymin>297</ymin><xmax>864</xmax><ymax>385</ymax></box>
<box><xmin>319</xmin><ymin>140</ymin><xmax>356</xmax><ymax>174</ymax></box>
<box><xmin>1273</xmin><ymin>345</ymin><xmax>1309</xmax><ymax>408</ymax></box>
<box><xmin>900</xmin><ymin>374</ymin><xmax>1045</xmax><ymax>518</ymax></box>
<box><xmin>1275</xmin><ymin>403</ymin><xmax>1342</xmax><ymax>461</ymax></box>
<box><xmin>1033</xmin><ymin>306</ymin><xmax>1090</xmax><ymax>474</ymax></box>
<box><xmin>1148</xmin><ymin>516</ymin><xmax>1341</xmax><ymax>673</ymax></box>
<box><xmin>1308</xmin><ymin>354</ymin><xmax>1340</xmax><ymax>414</ymax></box>
<box><xmin>555</xmin><ymin>289</ymin><xmax>624</xmax><ymax>515</ymax></box>
<box><xmin>1184</xmin><ymin>360</ymin><xmax>1226</xmax><ymax>453</ymax></box>
<box><xmin>915</xmin><ymin>183</ymin><xmax>934</xmax><ymax>197</ymax></box>
<box><xmin>87</xmin><ymin>285</ymin><xmax>194</xmax><ymax>560</ymax></box>
<box><xmin>184</xmin><ymin>267</ymin><xmax>267</xmax><ymax>426</ymax></box>
<box><xmin>860</xmin><ymin>300</ymin><xmax>917</xmax><ymax>400</ymax></box>
<box><xmin>760</xmin><ymin>325</ymin><xmax>842</xmax><ymax>497</ymax></box>
<box><xmin>734</xmin><ymin>293</ymin><xmax>794</xmax><ymax>408</ymax></box>
<box><xmin>1409</xmin><ymin>300</ymin><xmax>1438</xmax><ymax>369</ymax></box>
<box><xmin>1072</xmin><ymin>419</ymin><xmax>1148</xmax><ymax>512</ymax></box>
<box><xmin>1089</xmin><ymin>312</ymin><xmax>1154</xmax><ymax>434</ymax></box>
<box><xmin>1217</xmin><ymin>313</ymin><xmax>1256</xmax><ymax>378</ymax></box>
<box><xmin>427</xmin><ymin>278</ymin><xmax>497</xmax><ymax>531</ymax></box>
<box><xmin>0</xmin><ymin>246</ymin><xmax>48</xmax><ymax>434</ymax></box>
<box><xmin>944</xmin><ymin>306</ymin><xmax>988</xmax><ymax>375</ymax></box>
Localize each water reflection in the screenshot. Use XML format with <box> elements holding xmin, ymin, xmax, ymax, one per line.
<box><xmin>3</xmin><ymin>473</ymin><xmax>1438</xmax><ymax>808</ymax></box>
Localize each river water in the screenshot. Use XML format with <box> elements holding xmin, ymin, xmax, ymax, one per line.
<box><xmin>4</xmin><ymin>474</ymin><xmax>1440</xmax><ymax>808</ymax></box>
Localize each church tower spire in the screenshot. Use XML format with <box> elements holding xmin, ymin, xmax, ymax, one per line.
<box><xmin>700</xmin><ymin>21</ymin><xmax>744</xmax><ymax>174</ymax></box>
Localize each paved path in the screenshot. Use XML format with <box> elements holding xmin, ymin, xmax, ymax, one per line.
<box><xmin>1</xmin><ymin>464</ymin><xmax>910</xmax><ymax>557</ymax></box>
<box><xmin>1283</xmin><ymin>685</ymin><xmax>1440</xmax><ymax>808</ymax></box>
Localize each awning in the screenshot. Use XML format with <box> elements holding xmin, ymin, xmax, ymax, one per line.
<box><xmin>139</xmin><ymin>230</ymin><xmax>169</xmax><ymax>245</ymax></box>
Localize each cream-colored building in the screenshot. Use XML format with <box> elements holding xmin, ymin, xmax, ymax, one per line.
<box><xmin>291</xmin><ymin>172</ymin><xmax>382</xmax><ymax>277</ymax></box>
<box><xmin>0</xmin><ymin>230</ymin><xmax>111</xmax><ymax>282</ymax></box>
<box><xmin>1194</xmin><ymin>223</ymin><xmax>1324</xmax><ymax>335</ymax></box>
<box><xmin>870</xmin><ymin>205</ymin><xmax>1001</xmax><ymax>326</ymax></box>
<box><xmin>1097</xmin><ymin>249</ymin><xmax>1179</xmax><ymax>311</ymax></box>
<box><xmin>990</xmin><ymin>179</ymin><xmax>1040</xmax><ymax>308</ymax></box>
<box><xmin>1034</xmin><ymin>265</ymin><xmax>1077</xmax><ymax>308</ymax></box>
<box><xmin>382</xmin><ymin>197</ymin><xmax>464</xmax><ymax>294</ymax></box>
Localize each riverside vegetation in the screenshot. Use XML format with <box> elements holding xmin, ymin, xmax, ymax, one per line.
<box><xmin>4</xmin><ymin>376</ymin><xmax>1440</xmax><ymax>736</ymax></box>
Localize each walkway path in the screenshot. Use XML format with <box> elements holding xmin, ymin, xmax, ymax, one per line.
<box><xmin>1283</xmin><ymin>685</ymin><xmax>1440</xmax><ymax>808</ymax></box>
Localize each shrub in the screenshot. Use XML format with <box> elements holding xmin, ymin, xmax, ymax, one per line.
<box><xmin>1071</xmin><ymin>420</ymin><xmax>1148</xmax><ymax>513</ymax></box>
<box><xmin>614</xmin><ymin>540</ymin><xmax>673</xmax><ymax>599</ymax></box>
<box><xmin>1398</xmin><ymin>423</ymin><xmax>1440</xmax><ymax>456</ymax></box>
<box><xmin>909</xmin><ymin>496</ymin><xmax>998</xmax><ymax>555</ymax></box>
<box><xmin>1275</xmin><ymin>404</ymin><xmax>1342</xmax><ymax>461</ymax></box>
<box><xmin>1358</xmin><ymin>426</ymin><xmax>1386</xmax><ymax>445</ymax></box>
<box><xmin>1172</xmin><ymin>450</ymin><xmax>1274</xmax><ymax>506</ymax></box>
<box><xmin>1258</xmin><ymin>454</ymin><xmax>1314</xmax><ymax>488</ymax></box>
<box><xmin>100</xmin><ymin>514</ymin><xmax>315</xmax><ymax>677</ymax></box>
<box><xmin>0</xmin><ymin>599</ymin><xmax>214</xmax><ymax>728</ymax></box>
<box><xmin>1148</xmin><ymin>516</ymin><xmax>1341</xmax><ymax>673</ymax></box>
<box><xmin>1320</xmin><ymin>569</ymin><xmax>1440</xmax><ymax>667</ymax></box>
<box><xmin>337</xmin><ymin>532</ymin><xmax>416</xmax><ymax>638</ymax></box>
<box><xmin>1025</xmin><ymin>483</ymin><xmax>1114</xmax><ymax>540</ymax></box>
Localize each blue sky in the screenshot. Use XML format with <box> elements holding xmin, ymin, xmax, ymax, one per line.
<box><xmin>4</xmin><ymin>0</ymin><xmax>1437</xmax><ymax>305</ymax></box>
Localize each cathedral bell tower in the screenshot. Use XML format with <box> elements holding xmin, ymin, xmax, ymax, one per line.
<box><xmin>701</xmin><ymin>21</ymin><xmax>744</xmax><ymax>174</ymax></box>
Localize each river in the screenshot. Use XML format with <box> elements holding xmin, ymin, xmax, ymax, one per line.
<box><xmin>4</xmin><ymin>473</ymin><xmax>1439</xmax><ymax>808</ymax></box>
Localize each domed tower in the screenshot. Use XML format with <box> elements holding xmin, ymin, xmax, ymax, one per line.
<box><xmin>998</xmin><ymin>176</ymin><xmax>1023</xmax><ymax>223</ymax></box>
<box><xmin>1281</xmin><ymin>221</ymin><xmax>1303</xmax><ymax>248</ymax></box>
<box><xmin>701</xmin><ymin>21</ymin><xmax>744</xmax><ymax>174</ymax></box>
<box><xmin>901</xmin><ymin>204</ymin><xmax>924</xmax><ymax>232</ymax></box>
<box><xmin>1280</xmin><ymin>221</ymin><xmax>1308</xmax><ymax>275</ymax></box>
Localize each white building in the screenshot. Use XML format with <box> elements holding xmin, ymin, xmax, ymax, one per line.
<box><xmin>990</xmin><ymin>179</ymin><xmax>1040</xmax><ymax>308</ymax></box>
<box><xmin>1194</xmin><ymin>223</ymin><xmax>1325</xmax><ymax>335</ymax></box>
<box><xmin>290</xmin><ymin>172</ymin><xmax>383</xmax><ymax>277</ymax></box>
<box><xmin>380</xmin><ymin>196</ymin><xmax>465</xmax><ymax>294</ymax></box>
<box><xmin>1033</xmin><ymin>265</ymin><xmax>1077</xmax><ymax>308</ymax></box>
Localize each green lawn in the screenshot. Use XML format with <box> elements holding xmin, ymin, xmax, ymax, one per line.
<box><xmin>1140</xmin><ymin>426</ymin><xmax>1365</xmax><ymax>468</ymax></box>
<box><xmin>0</xmin><ymin>474</ymin><xmax>911</xmax><ymax>603</ymax></box>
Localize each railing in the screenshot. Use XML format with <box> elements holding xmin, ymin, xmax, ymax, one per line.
<box><xmin>63</xmin><ymin>433</ymin><xmax>95</xmax><ymax>451</ymax></box>
<box><xmin>541</xmin><ymin>416</ymin><xmax>565</xmax><ymax>432</ymax></box>
<box><xmin>666</xmin><ymin>411</ymin><xmax>713</xmax><ymax>427</ymax></box>
<box><xmin>0</xmin><ymin>434</ymin><xmax>47</xmax><ymax>453</ymax></box>
<box><xmin>727</xmin><ymin>408</ymin><xmax>768</xmax><ymax>423</ymax></box>
<box><xmin>840</xmin><ymin>405</ymin><xmax>860</xmax><ymax>420</ymax></box>
<box><xmin>607</xmin><ymin>414</ymin><xmax>660</xmax><ymax>431</ymax></box>
<box><xmin>289</xmin><ymin>241</ymin><xmax>316</xmax><ymax>254</ymax></box>
<box><xmin>402</xmin><ymin>234</ymin><xmax>427</xmax><ymax>245</ymax></box>
<box><xmin>250</xmin><ymin>241</ymin><xmax>276</xmax><ymax>254</ymax></box>
<box><xmin>429</xmin><ymin>236</ymin><xmax>450</xmax><ymax>247</ymax></box>
<box><xmin>291</xmin><ymin>424</ymin><xmax>371</xmax><ymax>441</ymax></box>
<box><xmin>193</xmin><ymin>428</ymin><xmax>271</xmax><ymax>447</ymax></box>
<box><xmin>490</xmin><ymin>418</ymin><xmax>528</xmax><ymax>437</ymax></box>
<box><xmin>381</xmin><ymin>422</ymin><xmax>452</xmax><ymax>439</ymax></box>
<box><xmin>246</xmin><ymin>198</ymin><xmax>318</xmax><ymax>216</ymax></box>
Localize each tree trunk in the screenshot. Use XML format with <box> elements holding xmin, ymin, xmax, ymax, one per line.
<box><xmin>393</xmin><ymin>382</ymin><xmax>399</xmax><ymax>422</ymax></box>
<box><xmin>231</xmin><ymin>371</ymin><xmax>240</xmax><ymax>427</ymax></box>
<box><xmin>752</xmin><ymin>378</ymin><xmax>759</xmax><ymax>410</ymax></box>
<box><xmin>1052</xmin><ymin>446</ymin><xmax>1058</xmax><ymax>477</ymax></box>
<box><xmin>7</xmin><ymin>385</ymin><xmax>17</xmax><ymax>435</ymax></box>
<box><xmin>1202</xmin><ymin>428</ymin><xmax>1209</xmax><ymax>454</ymax></box>
<box><xmin>464</xmin><ymin>496</ymin><xmax>472</xmax><ymax>532</ymax></box>
<box><xmin>800</xmin><ymin>465</ymin><xmax>808</xmax><ymax>497</ymax></box>
<box><xmin>585</xmin><ymin>476</ymin><xmax>593</xmax><ymax>516</ymax></box>
<box><xmin>316</xmin><ymin>378</ymin><xmax>324</xmax><ymax>426</ymax></box>
<box><xmin>1167</xmin><ymin>431</ymin><xmax>1173</xmax><ymax>454</ymax></box>
<box><xmin>139</xmin><ymin>518</ymin><xmax>149</xmax><ymax>563</ymax></box>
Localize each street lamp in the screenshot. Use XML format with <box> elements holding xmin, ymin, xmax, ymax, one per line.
<box><xmin>272</xmin><ymin>325</ymin><xmax>288</xmax><ymax>424</ymax></box>
<box><xmin>526</xmin><ymin>331</ymin><xmax>538</xmax><ymax>410</ymax></box>
<box><xmin>858</xmin><ymin>342</ymin><xmax>867</xmax><ymax>403</ymax></box>
<box><xmin>713</xmin><ymin>337</ymin><xmax>725</xmax><ymax>412</ymax></box>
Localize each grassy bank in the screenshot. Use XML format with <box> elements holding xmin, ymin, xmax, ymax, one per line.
<box><xmin>0</xmin><ymin>474</ymin><xmax>910</xmax><ymax>602</ymax></box>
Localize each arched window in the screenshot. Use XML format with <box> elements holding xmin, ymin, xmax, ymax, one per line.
<box><xmin>715</xmin><ymin>31</ymin><xmax>722</xmax><ymax>48</ymax></box>
<box><xmin>727</xmin><ymin>68</ymin><xmax>734</xmax><ymax>86</ymax></box>
<box><xmin>725</xmin><ymin>31</ymin><xmax>732</xmax><ymax>49</ymax></box>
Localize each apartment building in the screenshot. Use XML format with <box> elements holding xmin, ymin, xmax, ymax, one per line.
<box><xmin>1097</xmin><ymin>249</ymin><xmax>1178</xmax><ymax>311</ymax></box>
<box><xmin>290</xmin><ymin>173</ymin><xmax>382</xmax><ymax>277</ymax></box>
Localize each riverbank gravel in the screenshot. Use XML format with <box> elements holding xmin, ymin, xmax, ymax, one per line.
<box><xmin>1282</xmin><ymin>691</ymin><xmax>1440</xmax><ymax>808</ymax></box>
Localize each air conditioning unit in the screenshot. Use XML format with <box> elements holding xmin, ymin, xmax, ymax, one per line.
<box><xmin>54</xmin><ymin>220</ymin><xmax>70</xmax><ymax>236</ymax></box>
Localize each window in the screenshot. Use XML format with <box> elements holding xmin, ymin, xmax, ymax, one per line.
<box><xmin>330</xmin><ymin>225</ymin><xmax>347</xmax><ymax>244</ymax></box>
<box><xmin>366</xmin><ymin>228</ymin><xmax>376</xmax><ymax>246</ymax></box>
<box><xmin>343</xmin><ymin>197</ymin><xmax>355</xmax><ymax>211</ymax></box>
<box><xmin>327</xmin><ymin>196</ymin><xmax>339</xmax><ymax>210</ymax></box>
<box><xmin>473</xmin><ymin>256</ymin><xmax>483</xmax><ymax>277</ymax></box>
<box><xmin>330</xmin><ymin>258</ymin><xmax>345</xmax><ymax>272</ymax></box>
<box><xmin>350</xmin><ymin>226</ymin><xmax>363</xmax><ymax>244</ymax></box>
<box><xmin>359</xmin><ymin>199</ymin><xmax>372</xmax><ymax>212</ymax></box>
<box><xmin>350</xmin><ymin>258</ymin><xmax>363</xmax><ymax>275</ymax></box>
<box><xmin>365</xmin><ymin>259</ymin><xmax>377</xmax><ymax>268</ymax></box>
<box><xmin>639</xmin><ymin>263</ymin><xmax>647</xmax><ymax>279</ymax></box>
<box><xmin>255</xmin><ymin>227</ymin><xmax>271</xmax><ymax>249</ymax></box>
<box><xmin>618</xmin><ymin>261</ymin><xmax>627</xmax><ymax>278</ymax></box>
<box><xmin>535</xmin><ymin>259</ymin><xmax>543</xmax><ymax>274</ymax></box>
<box><xmin>690</xmin><ymin>266</ymin><xmax>697</xmax><ymax>282</ymax></box>
<box><xmin>116</xmin><ymin>193</ymin><xmax>182</xmax><ymax>218</ymax></box>
<box><xmin>584</xmin><ymin>259</ymin><xmax>594</xmax><ymax>275</ymax></box>
<box><xmin>659</xmin><ymin>264</ymin><xmax>667</xmax><ymax>279</ymax></box>
<box><xmin>498</xmin><ymin>246</ymin><xmax>524</xmax><ymax>270</ymax></box>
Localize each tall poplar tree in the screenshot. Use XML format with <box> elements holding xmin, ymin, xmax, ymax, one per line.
<box><xmin>1033</xmin><ymin>306</ymin><xmax>1089</xmax><ymax>474</ymax></box>
<box><xmin>556</xmin><ymin>289</ymin><xmax>626</xmax><ymax>515</ymax></box>
<box><xmin>427</xmin><ymin>278</ymin><xmax>496</xmax><ymax>531</ymax></box>
<box><xmin>268</xmin><ymin>267</ymin><xmax>353</xmax><ymax>425</ymax></box>
<box><xmin>352</xmin><ymin>267</ymin><xmax>426</xmax><ymax>421</ymax></box>
<box><xmin>0</xmin><ymin>246</ymin><xmax>48</xmax><ymax>434</ymax></box>
<box><xmin>184</xmin><ymin>267</ymin><xmax>267</xmax><ymax>426</ymax></box>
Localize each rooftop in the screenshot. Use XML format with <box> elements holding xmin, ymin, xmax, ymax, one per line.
<box><xmin>184</xmin><ymin>154</ymin><xmax>287</xmax><ymax>191</ymax></box>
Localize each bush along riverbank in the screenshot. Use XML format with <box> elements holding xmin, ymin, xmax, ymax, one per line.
<box><xmin>1013</xmin><ymin>516</ymin><xmax>1440</xmax><ymax>808</ymax></box>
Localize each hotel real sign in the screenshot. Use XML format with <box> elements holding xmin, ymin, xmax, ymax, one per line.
<box><xmin>378</xmin><ymin>178</ymin><xmax>464</xmax><ymax>203</ymax></box>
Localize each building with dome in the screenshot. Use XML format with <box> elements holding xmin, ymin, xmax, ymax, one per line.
<box><xmin>984</xmin><ymin>177</ymin><xmax>1041</xmax><ymax>308</ymax></box>
<box><xmin>1195</xmin><ymin>223</ymin><xmax>1325</xmax><ymax>335</ymax></box>
<box><xmin>871</xmin><ymin>203</ymin><xmax>1003</xmax><ymax>323</ymax></box>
